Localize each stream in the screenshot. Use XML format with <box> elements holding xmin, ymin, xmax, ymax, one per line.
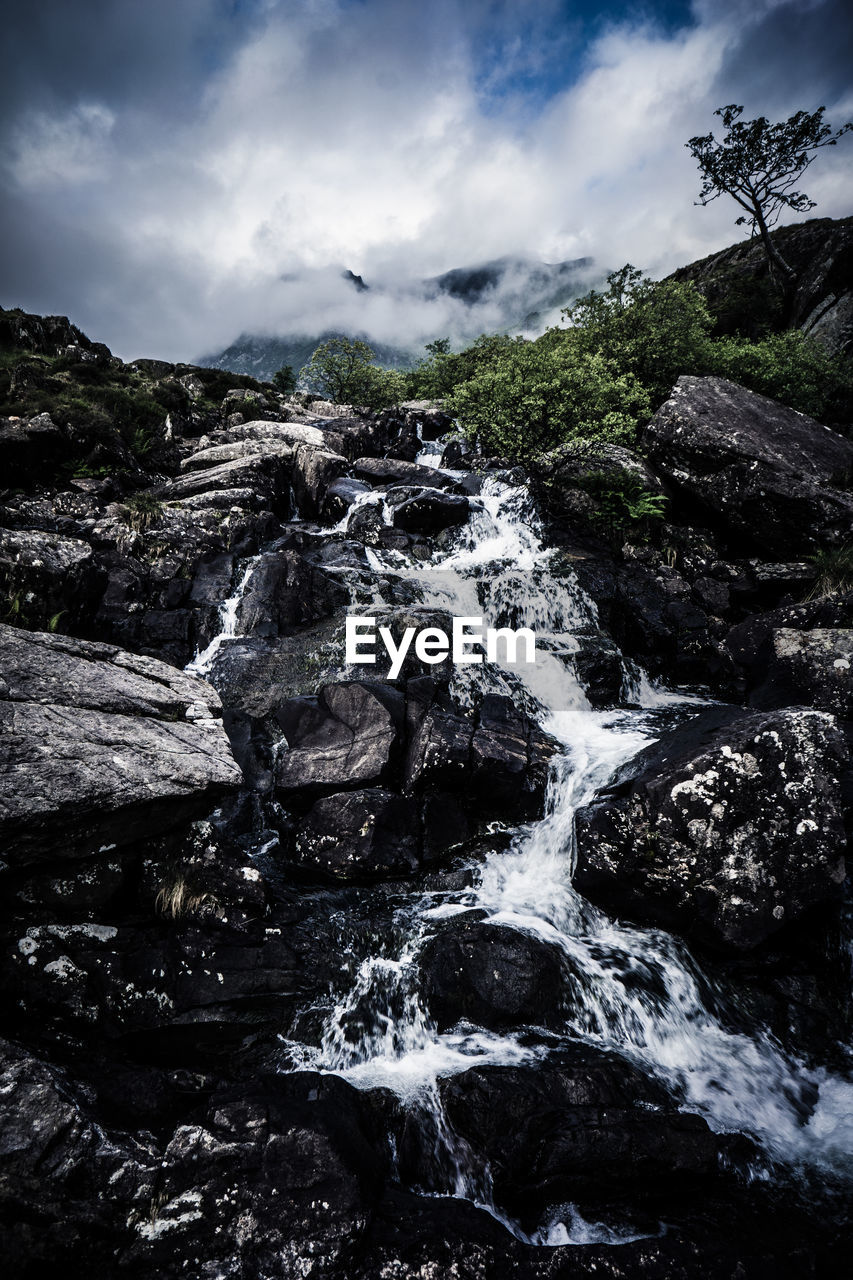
<box><xmin>186</xmin><ymin>431</ymin><xmax>853</xmax><ymax>1246</ymax></box>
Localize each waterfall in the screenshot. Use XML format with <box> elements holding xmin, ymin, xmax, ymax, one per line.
<box><xmin>185</xmin><ymin>554</ymin><xmax>262</xmax><ymax>676</ymax></box>
<box><xmin>288</xmin><ymin>463</ymin><xmax>853</xmax><ymax>1242</ymax></box>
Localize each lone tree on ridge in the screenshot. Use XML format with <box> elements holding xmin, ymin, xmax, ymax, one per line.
<box><xmin>686</xmin><ymin>104</ymin><xmax>852</xmax><ymax>288</ymax></box>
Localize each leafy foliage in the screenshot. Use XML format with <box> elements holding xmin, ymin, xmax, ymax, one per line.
<box><xmin>273</xmin><ymin>364</ymin><xmax>297</xmax><ymax>395</ymax></box>
<box><xmin>560</xmin><ymin>266</ymin><xmax>716</xmax><ymax>405</ymax></box>
<box><xmin>806</xmin><ymin>545</ymin><xmax>853</xmax><ymax>600</ymax></box>
<box><xmin>447</xmin><ymin>336</ymin><xmax>651</xmax><ymax>460</ymax></box>
<box><xmin>710</xmin><ymin>330</ymin><xmax>853</xmax><ymax>421</ymax></box>
<box><xmin>303</xmin><ymin>337</ymin><xmax>405</xmax><ymax>409</ymax></box>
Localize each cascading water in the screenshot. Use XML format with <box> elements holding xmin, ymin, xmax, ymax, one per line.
<box><xmin>185</xmin><ymin>554</ymin><xmax>262</xmax><ymax>676</ymax></box>
<box><xmin>287</xmin><ymin>464</ymin><xmax>853</xmax><ymax>1241</ymax></box>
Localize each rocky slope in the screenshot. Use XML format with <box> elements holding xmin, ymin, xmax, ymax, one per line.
<box><xmin>669</xmin><ymin>214</ymin><xmax>853</xmax><ymax>353</ymax></box>
<box><xmin>1</xmin><ymin>310</ymin><xmax>853</xmax><ymax>1277</ymax></box>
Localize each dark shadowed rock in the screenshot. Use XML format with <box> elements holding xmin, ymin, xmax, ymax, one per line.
<box><xmin>749</xmin><ymin>628</ymin><xmax>853</xmax><ymax>718</ymax></box>
<box><xmin>236</xmin><ymin>548</ymin><xmax>346</xmax><ymax>638</ymax></box>
<box><xmin>294</xmin><ymin>788</ymin><xmax>420</xmax><ymax>881</ymax></box>
<box><xmin>322</xmin><ymin>475</ymin><xmax>372</xmax><ymax>521</ymax></box>
<box><xmin>120</xmin><ymin>1072</ymin><xmax>388</xmax><ymax>1279</ymax></box>
<box><xmin>274</xmin><ymin>681</ymin><xmax>404</xmax><ymax>799</ymax></box>
<box><xmin>389</xmin><ymin>486</ymin><xmax>470</xmax><ymax>534</ymax></box>
<box><xmin>419</xmin><ymin>917</ymin><xmax>565</xmax><ymax>1030</ymax></box>
<box><xmin>0</xmin><ymin>625</ymin><xmax>242</xmax><ymax>865</ymax></box>
<box><xmin>575</xmin><ymin>705</ymin><xmax>849</xmax><ymax>951</ymax></box>
<box><xmin>0</xmin><ymin>526</ymin><xmax>105</xmax><ymax>632</ymax></box>
<box><xmin>435</xmin><ymin>1047</ymin><xmax>717</xmax><ymax>1218</ymax></box>
<box><xmin>643</xmin><ymin>376</ymin><xmax>853</xmax><ymax>556</ymax></box>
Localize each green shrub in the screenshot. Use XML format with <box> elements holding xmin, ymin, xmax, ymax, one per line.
<box><xmin>447</xmin><ymin>339</ymin><xmax>650</xmax><ymax>460</ymax></box>
<box><xmin>303</xmin><ymin>337</ymin><xmax>408</xmax><ymax>409</ymax></box>
<box><xmin>560</xmin><ymin>265</ymin><xmax>716</xmax><ymax>406</ymax></box>
<box><xmin>708</xmin><ymin>329</ymin><xmax>853</xmax><ymax>422</ymax></box>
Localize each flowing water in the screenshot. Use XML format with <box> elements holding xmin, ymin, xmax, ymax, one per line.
<box><xmin>193</xmin><ymin>441</ymin><xmax>853</xmax><ymax>1244</ymax></box>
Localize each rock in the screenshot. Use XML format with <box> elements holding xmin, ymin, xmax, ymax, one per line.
<box><xmin>353</xmin><ymin>456</ymin><xmax>461</xmax><ymax>491</ymax></box>
<box><xmin>575</xmin><ymin>705</ymin><xmax>849</xmax><ymax>951</ymax></box>
<box><xmin>419</xmin><ymin>917</ymin><xmax>566</xmax><ymax>1030</ymax></box>
<box><xmin>531</xmin><ymin>441</ymin><xmax>666</xmax><ymax>529</ymax></box>
<box><xmin>0</xmin><ymin>412</ymin><xmax>70</xmax><ymax>484</ymax></box>
<box><xmin>322</xmin><ymin>476</ymin><xmax>372</xmax><ymax>521</ymax></box>
<box><xmin>155</xmin><ymin>452</ymin><xmax>291</xmax><ymax>516</ymax></box>
<box><xmin>389</xmin><ymin>486</ymin><xmax>470</xmax><ymax>534</ymax></box>
<box><xmin>275</xmin><ymin>681</ymin><xmax>404</xmax><ymax>799</ymax></box>
<box><xmin>434</xmin><ymin>1047</ymin><xmax>717</xmax><ymax>1219</ymax></box>
<box><xmin>397</xmin><ymin>400</ymin><xmax>453</xmax><ymax>440</ymax></box>
<box><xmin>750</xmin><ymin>628</ymin><xmax>853</xmax><ymax>718</ymax></box>
<box><xmin>405</xmin><ymin>691</ymin><xmax>555</xmax><ymax>819</ymax></box>
<box><xmin>179</xmin><ymin>438</ymin><xmax>294</xmax><ymax>473</ymax></box>
<box><xmin>0</xmin><ymin>625</ymin><xmax>242</xmax><ymax>865</ymax></box>
<box><xmin>346</xmin><ymin>498</ymin><xmax>386</xmax><ymax>544</ymax></box>
<box><xmin>292</xmin><ymin>444</ymin><xmax>348</xmax><ymax>519</ymax></box>
<box><xmin>293</xmin><ymin>788</ymin><xmax>420</xmax><ymax>881</ymax></box>
<box><xmin>643</xmin><ymin>376</ymin><xmax>853</xmax><ymax>556</ymax></box>
<box><xmin>122</xmin><ymin>1073</ymin><xmax>387</xmax><ymax>1280</ymax></box>
<box><xmin>0</xmin><ymin>1036</ymin><xmax>158</xmax><ymax>1272</ymax></box>
<box><xmin>236</xmin><ymin>549</ymin><xmax>347</xmax><ymax>638</ymax></box>
<box><xmin>0</xmin><ymin>526</ymin><xmax>105</xmax><ymax>632</ymax></box>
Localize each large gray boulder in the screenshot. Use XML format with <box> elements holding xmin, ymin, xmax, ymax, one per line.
<box><xmin>0</xmin><ymin>625</ymin><xmax>242</xmax><ymax>864</ymax></box>
<box><xmin>643</xmin><ymin>376</ymin><xmax>853</xmax><ymax>556</ymax></box>
<box><xmin>574</xmin><ymin>705</ymin><xmax>849</xmax><ymax>951</ymax></box>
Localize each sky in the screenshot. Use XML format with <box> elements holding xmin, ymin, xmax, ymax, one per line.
<box><xmin>1</xmin><ymin>0</ymin><xmax>851</xmax><ymax>362</ymax></box>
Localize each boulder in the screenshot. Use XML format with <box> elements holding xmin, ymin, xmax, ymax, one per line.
<box><xmin>0</xmin><ymin>412</ymin><xmax>70</xmax><ymax>484</ymax></box>
<box><xmin>155</xmin><ymin>452</ymin><xmax>291</xmax><ymax>515</ymax></box>
<box><xmin>353</xmin><ymin>456</ymin><xmax>460</xmax><ymax>491</ymax></box>
<box><xmin>389</xmin><ymin>486</ymin><xmax>470</xmax><ymax>534</ymax></box>
<box><xmin>435</xmin><ymin>1047</ymin><xmax>717</xmax><ymax>1217</ymax></box>
<box><xmin>236</xmin><ymin>549</ymin><xmax>346</xmax><ymax>638</ymax></box>
<box><xmin>0</xmin><ymin>625</ymin><xmax>242</xmax><ymax>864</ymax></box>
<box><xmin>293</xmin><ymin>788</ymin><xmax>420</xmax><ymax>881</ymax></box>
<box><xmin>643</xmin><ymin>376</ymin><xmax>853</xmax><ymax>556</ymax></box>
<box><xmin>179</xmin><ymin>438</ymin><xmax>294</xmax><ymax>472</ymax></box>
<box><xmin>122</xmin><ymin>1073</ymin><xmax>387</xmax><ymax>1280</ymax></box>
<box><xmin>322</xmin><ymin>476</ymin><xmax>372</xmax><ymax>521</ymax></box>
<box><xmin>575</xmin><ymin>705</ymin><xmax>849</xmax><ymax>951</ymax></box>
<box><xmin>0</xmin><ymin>527</ymin><xmax>105</xmax><ymax>632</ymax></box>
<box><xmin>419</xmin><ymin>917</ymin><xmax>565</xmax><ymax>1030</ymax></box>
<box><xmin>292</xmin><ymin>443</ymin><xmax>348</xmax><ymax>518</ymax></box>
<box><xmin>749</xmin><ymin>628</ymin><xmax>853</xmax><ymax>718</ymax></box>
<box><xmin>274</xmin><ymin>681</ymin><xmax>404</xmax><ymax>799</ymax></box>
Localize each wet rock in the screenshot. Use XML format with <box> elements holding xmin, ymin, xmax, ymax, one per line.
<box><xmin>347</xmin><ymin>498</ymin><xmax>386</xmax><ymax>545</ymax></box>
<box><xmin>294</xmin><ymin>788</ymin><xmax>420</xmax><ymax>881</ymax></box>
<box><xmin>389</xmin><ymin>486</ymin><xmax>470</xmax><ymax>534</ymax></box>
<box><xmin>236</xmin><ymin>549</ymin><xmax>347</xmax><ymax>638</ymax></box>
<box><xmin>322</xmin><ymin>475</ymin><xmax>372</xmax><ymax>521</ymax></box>
<box><xmin>643</xmin><ymin>376</ymin><xmax>853</xmax><ymax>556</ymax></box>
<box><xmin>353</xmin><ymin>455</ymin><xmax>461</xmax><ymax>490</ymax></box>
<box><xmin>0</xmin><ymin>624</ymin><xmax>242</xmax><ymax>865</ymax></box>
<box><xmin>435</xmin><ymin>1047</ymin><xmax>717</xmax><ymax>1219</ymax></box>
<box><xmin>274</xmin><ymin>681</ymin><xmax>404</xmax><ymax>799</ymax></box>
<box><xmin>405</xmin><ymin>691</ymin><xmax>555</xmax><ymax>819</ymax></box>
<box><xmin>575</xmin><ymin>705</ymin><xmax>849</xmax><ymax>951</ymax></box>
<box><xmin>419</xmin><ymin>917</ymin><xmax>566</xmax><ymax>1030</ymax></box>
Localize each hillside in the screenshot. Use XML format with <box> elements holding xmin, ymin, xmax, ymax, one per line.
<box><xmin>669</xmin><ymin>215</ymin><xmax>853</xmax><ymax>353</ymax></box>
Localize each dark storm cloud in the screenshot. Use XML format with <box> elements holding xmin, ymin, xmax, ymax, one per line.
<box><xmin>0</xmin><ymin>0</ymin><xmax>851</xmax><ymax>361</ymax></box>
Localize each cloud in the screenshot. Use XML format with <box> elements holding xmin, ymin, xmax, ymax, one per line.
<box><xmin>0</xmin><ymin>0</ymin><xmax>851</xmax><ymax>361</ymax></box>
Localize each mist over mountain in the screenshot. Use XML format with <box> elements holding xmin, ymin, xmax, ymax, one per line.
<box><xmin>200</xmin><ymin>254</ymin><xmax>597</xmax><ymax>380</ymax></box>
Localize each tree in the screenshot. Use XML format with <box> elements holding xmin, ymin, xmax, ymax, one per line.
<box><xmin>272</xmin><ymin>364</ymin><xmax>297</xmax><ymax>395</ymax></box>
<box><xmin>303</xmin><ymin>336</ymin><xmax>405</xmax><ymax>409</ymax></box>
<box><xmin>686</xmin><ymin>105</ymin><xmax>852</xmax><ymax>287</ymax></box>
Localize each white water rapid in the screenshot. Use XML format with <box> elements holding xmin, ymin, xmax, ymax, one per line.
<box><xmin>285</xmin><ymin>463</ymin><xmax>853</xmax><ymax>1244</ymax></box>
